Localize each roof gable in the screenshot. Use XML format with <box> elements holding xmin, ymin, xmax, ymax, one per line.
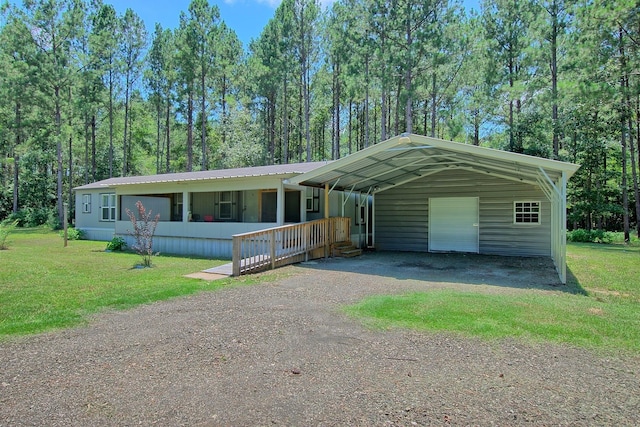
<box><xmin>287</xmin><ymin>134</ymin><xmax>580</xmax><ymax>193</ymax></box>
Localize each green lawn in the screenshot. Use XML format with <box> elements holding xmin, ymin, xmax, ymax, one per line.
<box><xmin>345</xmin><ymin>240</ymin><xmax>640</xmax><ymax>353</ymax></box>
<box><xmin>3</xmin><ymin>229</ymin><xmax>639</xmax><ymax>353</ymax></box>
<box><xmin>0</xmin><ymin>228</ymin><xmax>250</xmax><ymax>339</ymax></box>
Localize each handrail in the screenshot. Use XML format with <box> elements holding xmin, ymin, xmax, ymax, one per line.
<box><xmin>232</xmin><ymin>217</ymin><xmax>351</xmax><ymax>276</ymax></box>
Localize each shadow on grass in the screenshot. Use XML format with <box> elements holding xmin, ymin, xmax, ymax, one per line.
<box><xmin>296</xmin><ymin>250</ymin><xmax>588</xmax><ymax>295</ymax></box>
<box><xmin>564</xmin><ymin>266</ymin><xmax>588</xmax><ymax>296</ymax></box>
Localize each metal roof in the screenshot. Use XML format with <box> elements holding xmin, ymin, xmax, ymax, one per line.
<box><xmin>287</xmin><ymin>134</ymin><xmax>580</xmax><ymax>194</ymax></box>
<box><xmin>74</xmin><ymin>161</ymin><xmax>331</xmax><ymax>190</ymax></box>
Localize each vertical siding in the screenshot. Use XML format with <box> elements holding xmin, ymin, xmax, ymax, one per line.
<box><xmin>375</xmin><ymin>169</ymin><xmax>551</xmax><ymax>257</ymax></box>
<box><xmin>121</xmin><ymin>235</ymin><xmax>233</xmax><ymax>259</ymax></box>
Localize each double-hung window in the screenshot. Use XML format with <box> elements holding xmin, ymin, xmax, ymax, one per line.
<box><xmin>514</xmin><ymin>201</ymin><xmax>540</xmax><ymax>224</ymax></box>
<box><xmin>82</xmin><ymin>194</ymin><xmax>91</xmax><ymax>213</ymax></box>
<box><xmin>101</xmin><ymin>193</ymin><xmax>117</xmax><ymax>221</ymax></box>
<box><xmin>218</xmin><ymin>191</ymin><xmax>233</xmax><ymax>220</ymax></box>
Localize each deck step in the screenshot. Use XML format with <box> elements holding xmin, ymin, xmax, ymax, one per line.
<box><xmin>331</xmin><ymin>241</ymin><xmax>362</xmax><ymax>258</ymax></box>
<box><xmin>340</xmin><ymin>248</ymin><xmax>362</xmax><ymax>258</ymax></box>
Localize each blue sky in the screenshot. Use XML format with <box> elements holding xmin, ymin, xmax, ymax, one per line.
<box><xmin>108</xmin><ymin>0</ymin><xmax>480</xmax><ymax>50</ymax></box>
<box><xmin>108</xmin><ymin>0</ymin><xmax>292</xmax><ymax>49</ymax></box>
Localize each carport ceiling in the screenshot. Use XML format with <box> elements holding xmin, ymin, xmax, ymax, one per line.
<box><xmin>288</xmin><ymin>133</ymin><xmax>580</xmax><ymax>194</ymax></box>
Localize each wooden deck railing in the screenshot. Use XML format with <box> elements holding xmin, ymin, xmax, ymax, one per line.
<box><xmin>232</xmin><ymin>217</ymin><xmax>351</xmax><ymax>276</ymax></box>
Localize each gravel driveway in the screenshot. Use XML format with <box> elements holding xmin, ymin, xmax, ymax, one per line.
<box><xmin>1</xmin><ymin>252</ymin><xmax>639</xmax><ymax>426</ymax></box>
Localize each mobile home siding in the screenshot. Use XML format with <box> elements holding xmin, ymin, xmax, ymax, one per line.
<box><xmin>375</xmin><ymin>170</ymin><xmax>551</xmax><ymax>257</ymax></box>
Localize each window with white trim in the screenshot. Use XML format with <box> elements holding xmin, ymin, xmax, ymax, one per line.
<box><xmin>101</xmin><ymin>193</ymin><xmax>117</xmax><ymax>221</ymax></box>
<box><xmin>82</xmin><ymin>194</ymin><xmax>91</xmax><ymax>213</ymax></box>
<box><xmin>216</xmin><ymin>191</ymin><xmax>232</xmax><ymax>220</ymax></box>
<box><xmin>306</xmin><ymin>187</ymin><xmax>319</xmax><ymax>212</ymax></box>
<box><xmin>514</xmin><ymin>201</ymin><xmax>540</xmax><ymax>224</ymax></box>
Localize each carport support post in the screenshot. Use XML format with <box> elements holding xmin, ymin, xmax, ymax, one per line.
<box><xmin>324</xmin><ymin>183</ymin><xmax>329</xmax><ymax>258</ymax></box>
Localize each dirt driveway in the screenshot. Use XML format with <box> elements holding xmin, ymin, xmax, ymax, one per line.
<box><xmin>1</xmin><ymin>252</ymin><xmax>638</xmax><ymax>426</ymax></box>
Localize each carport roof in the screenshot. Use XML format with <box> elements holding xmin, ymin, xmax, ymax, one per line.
<box><xmin>287</xmin><ymin>133</ymin><xmax>580</xmax><ymax>193</ymax></box>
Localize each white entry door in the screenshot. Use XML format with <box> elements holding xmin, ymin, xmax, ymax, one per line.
<box><xmin>429</xmin><ymin>197</ymin><xmax>479</xmax><ymax>253</ymax></box>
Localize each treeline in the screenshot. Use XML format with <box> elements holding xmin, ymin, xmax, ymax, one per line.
<box><xmin>0</xmin><ymin>0</ymin><xmax>639</xmax><ymax>237</ymax></box>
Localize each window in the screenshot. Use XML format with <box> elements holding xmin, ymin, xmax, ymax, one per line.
<box><xmin>172</xmin><ymin>193</ymin><xmax>183</xmax><ymax>221</ymax></box>
<box><xmin>82</xmin><ymin>194</ymin><xmax>91</xmax><ymax>213</ymax></box>
<box><xmin>514</xmin><ymin>201</ymin><xmax>540</xmax><ymax>224</ymax></box>
<box><xmin>101</xmin><ymin>193</ymin><xmax>117</xmax><ymax>221</ymax></box>
<box><xmin>219</xmin><ymin>191</ymin><xmax>233</xmax><ymax>220</ymax></box>
<box><xmin>306</xmin><ymin>187</ymin><xmax>320</xmax><ymax>212</ymax></box>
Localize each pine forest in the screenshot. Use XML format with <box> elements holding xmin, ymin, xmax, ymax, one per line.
<box><xmin>0</xmin><ymin>0</ymin><xmax>639</xmax><ymax>239</ymax></box>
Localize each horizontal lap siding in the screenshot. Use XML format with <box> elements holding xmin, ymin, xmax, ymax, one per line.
<box><xmin>375</xmin><ymin>170</ymin><xmax>551</xmax><ymax>257</ymax></box>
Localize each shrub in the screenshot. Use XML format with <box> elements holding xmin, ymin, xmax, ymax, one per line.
<box><xmin>59</xmin><ymin>227</ymin><xmax>84</xmax><ymax>241</ymax></box>
<box><xmin>567</xmin><ymin>229</ymin><xmax>614</xmax><ymax>244</ymax></box>
<box><xmin>0</xmin><ymin>219</ymin><xmax>18</xmax><ymax>250</ymax></box>
<box><xmin>47</xmin><ymin>209</ymin><xmax>62</xmax><ymax>230</ymax></box>
<box><xmin>106</xmin><ymin>236</ymin><xmax>127</xmax><ymax>251</ymax></box>
<box><xmin>126</xmin><ymin>201</ymin><xmax>160</xmax><ymax>267</ymax></box>
<box><xmin>7</xmin><ymin>207</ymin><xmax>57</xmax><ymax>228</ymax></box>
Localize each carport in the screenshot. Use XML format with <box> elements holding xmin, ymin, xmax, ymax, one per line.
<box><xmin>287</xmin><ymin>133</ymin><xmax>579</xmax><ymax>283</ymax></box>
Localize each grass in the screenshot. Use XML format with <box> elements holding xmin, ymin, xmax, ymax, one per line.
<box><xmin>345</xmin><ymin>240</ymin><xmax>640</xmax><ymax>354</ymax></box>
<box><xmin>3</xmin><ymin>229</ymin><xmax>639</xmax><ymax>353</ymax></box>
<box><xmin>0</xmin><ymin>228</ymin><xmax>271</xmax><ymax>340</ymax></box>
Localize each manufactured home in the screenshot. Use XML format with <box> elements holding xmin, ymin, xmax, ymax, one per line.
<box><xmin>75</xmin><ymin>134</ymin><xmax>579</xmax><ymax>282</ymax></box>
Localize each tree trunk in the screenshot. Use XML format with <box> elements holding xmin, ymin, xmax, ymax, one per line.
<box><xmin>430</xmin><ymin>73</ymin><xmax>437</xmax><ymax>137</ymax></box>
<box><xmin>166</xmin><ymin>99</ymin><xmax>171</xmax><ymax>173</ymax></box>
<box><xmin>156</xmin><ymin>99</ymin><xmax>161</xmax><ymax>174</ymax></box>
<box><xmin>55</xmin><ymin>86</ymin><xmax>63</xmax><ymax>224</ymax></box>
<box><xmin>619</xmin><ymin>28</ymin><xmax>630</xmax><ymax>242</ymax></box>
<box><xmin>13</xmin><ymin>102</ymin><xmax>21</xmax><ymax>213</ymax></box>
<box><xmin>332</xmin><ymin>60</ymin><xmax>340</xmax><ymax>159</ymax></box>
<box><xmin>12</xmin><ymin>156</ymin><xmax>19</xmax><ymax>214</ymax></box>
<box><xmin>91</xmin><ymin>115</ymin><xmax>96</xmax><ymax>181</ymax></box>
<box><xmin>187</xmin><ymin>88</ymin><xmax>194</xmax><ymax>172</ymax></box>
<box><xmin>269</xmin><ymin>93</ymin><xmax>276</xmax><ymax>164</ymax></box>
<box><xmin>636</xmin><ymin>92</ymin><xmax>640</xmax><ymax>237</ymax></box>
<box><xmin>83</xmin><ymin>113</ymin><xmax>88</xmax><ymax>185</ymax></box>
<box><xmin>123</xmin><ymin>74</ymin><xmax>130</xmax><ymax>176</ymax></box>
<box><xmin>365</xmin><ymin>55</ymin><xmax>370</xmax><ymax>147</ymax></box>
<box><xmin>405</xmin><ymin>67</ymin><xmax>412</xmax><ymax>134</ymax></box>
<box><xmin>394</xmin><ymin>80</ymin><xmax>401</xmax><ymax>136</ymax></box>
<box><xmin>508</xmin><ymin>55</ymin><xmax>515</xmax><ymax>152</ymax></box>
<box><xmin>550</xmin><ymin>0</ymin><xmax>559</xmax><ymax>159</ymax></box>
<box><xmin>201</xmin><ymin>71</ymin><xmax>207</xmax><ymax>170</ymax></box>
<box><xmin>283</xmin><ymin>76</ymin><xmax>289</xmax><ymax>164</ymax></box>
<box><xmin>348</xmin><ymin>99</ymin><xmax>353</xmax><ymax>154</ymax></box>
<box><xmin>381</xmin><ymin>90</ymin><xmax>387</xmax><ymax>141</ymax></box>
<box><xmin>108</xmin><ymin>70</ymin><xmax>114</xmax><ymax>178</ymax></box>
<box><xmin>221</xmin><ymin>75</ymin><xmax>227</xmax><ymax>148</ymax></box>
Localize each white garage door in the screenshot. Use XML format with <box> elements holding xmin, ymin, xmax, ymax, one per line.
<box><xmin>429</xmin><ymin>197</ymin><xmax>479</xmax><ymax>253</ymax></box>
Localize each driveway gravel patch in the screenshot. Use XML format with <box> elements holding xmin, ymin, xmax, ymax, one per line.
<box><xmin>1</xmin><ymin>252</ymin><xmax>638</xmax><ymax>426</ymax></box>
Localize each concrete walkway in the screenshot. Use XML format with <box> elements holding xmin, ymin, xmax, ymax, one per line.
<box><xmin>184</xmin><ymin>262</ymin><xmax>233</xmax><ymax>281</ymax></box>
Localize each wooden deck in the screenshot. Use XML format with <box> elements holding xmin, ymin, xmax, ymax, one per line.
<box><xmin>231</xmin><ymin>217</ymin><xmax>351</xmax><ymax>276</ymax></box>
